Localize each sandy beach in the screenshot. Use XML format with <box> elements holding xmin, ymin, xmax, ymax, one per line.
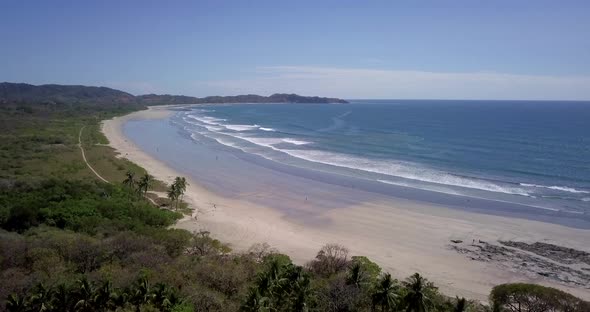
<box><xmin>102</xmin><ymin>106</ymin><xmax>590</xmax><ymax>301</ymax></box>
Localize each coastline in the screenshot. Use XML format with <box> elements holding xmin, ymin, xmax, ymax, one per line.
<box><xmin>102</xmin><ymin>105</ymin><xmax>590</xmax><ymax>301</ymax></box>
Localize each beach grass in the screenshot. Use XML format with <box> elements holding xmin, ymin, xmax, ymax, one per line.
<box><xmin>81</xmin><ymin>123</ymin><xmax>168</xmax><ymax>191</ymax></box>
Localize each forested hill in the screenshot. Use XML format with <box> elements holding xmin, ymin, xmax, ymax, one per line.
<box><xmin>137</xmin><ymin>93</ymin><xmax>349</xmax><ymax>104</ymax></box>
<box><xmin>0</xmin><ymin>82</ymin><xmax>348</xmax><ymax>109</ymax></box>
<box><xmin>0</xmin><ymin>83</ymin><xmax>136</xmax><ymax>104</ymax></box>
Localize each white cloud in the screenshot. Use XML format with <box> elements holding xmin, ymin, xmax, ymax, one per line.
<box><xmin>192</xmin><ymin>66</ymin><xmax>590</xmax><ymax>100</ymax></box>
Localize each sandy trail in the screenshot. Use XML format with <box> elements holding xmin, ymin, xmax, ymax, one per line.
<box><xmin>102</xmin><ymin>106</ymin><xmax>590</xmax><ymax>301</ymax></box>
<box><xmin>78</xmin><ymin>126</ymin><xmax>110</xmax><ymax>184</ymax></box>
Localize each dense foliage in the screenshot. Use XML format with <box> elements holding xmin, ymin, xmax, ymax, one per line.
<box><xmin>0</xmin><ymin>179</ymin><xmax>180</xmax><ymax>234</ymax></box>
<box><xmin>490</xmin><ymin>283</ymin><xmax>590</xmax><ymax>312</ymax></box>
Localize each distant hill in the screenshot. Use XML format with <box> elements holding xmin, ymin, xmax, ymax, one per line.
<box><xmin>137</xmin><ymin>93</ymin><xmax>348</xmax><ymax>105</ymax></box>
<box><xmin>0</xmin><ymin>82</ymin><xmax>144</xmax><ymax>114</ymax></box>
<box><xmin>0</xmin><ymin>83</ymin><xmax>137</xmax><ymax>105</ymax></box>
<box><xmin>136</xmin><ymin>93</ymin><xmax>348</xmax><ymax>105</ymax></box>
<box><xmin>0</xmin><ymin>83</ymin><xmax>348</xmax><ymax>110</ymax></box>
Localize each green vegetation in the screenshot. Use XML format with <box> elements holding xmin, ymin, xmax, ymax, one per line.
<box><xmin>490</xmin><ymin>283</ymin><xmax>590</xmax><ymax>312</ymax></box>
<box><xmin>166</xmin><ymin>177</ymin><xmax>187</xmax><ymax>211</ymax></box>
<box><xmin>0</xmin><ymin>95</ymin><xmax>587</xmax><ymax>311</ymax></box>
<box><xmin>0</xmin><ymin>179</ymin><xmax>179</xmax><ymax>234</ymax></box>
<box><xmin>0</xmin><ymin>82</ymin><xmax>348</xmax><ymax>107</ymax></box>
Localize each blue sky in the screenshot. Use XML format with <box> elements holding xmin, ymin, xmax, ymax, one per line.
<box><xmin>1</xmin><ymin>0</ymin><xmax>589</xmax><ymax>100</ymax></box>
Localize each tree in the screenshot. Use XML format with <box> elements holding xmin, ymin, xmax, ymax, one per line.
<box><xmin>454</xmin><ymin>297</ymin><xmax>467</xmax><ymax>312</ymax></box>
<box><xmin>170</xmin><ymin>177</ymin><xmax>188</xmax><ymax>209</ymax></box>
<box><xmin>371</xmin><ymin>273</ymin><xmax>399</xmax><ymax>312</ymax></box>
<box><xmin>402</xmin><ymin>273</ymin><xmax>436</xmax><ymax>312</ymax></box>
<box><xmin>153</xmin><ymin>282</ymin><xmax>182</xmax><ymax>312</ymax></box>
<box><xmin>130</xmin><ymin>276</ymin><xmax>154</xmax><ymax>307</ymax></box>
<box><xmin>347</xmin><ymin>262</ymin><xmax>365</xmax><ymax>289</ymax></box>
<box><xmin>490</xmin><ymin>283</ymin><xmax>590</xmax><ymax>312</ymax></box>
<box><xmin>6</xmin><ymin>294</ymin><xmax>28</xmax><ymax>312</ymax></box>
<box><xmin>173</xmin><ymin>177</ymin><xmax>188</xmax><ymax>199</ymax></box>
<box><xmin>137</xmin><ymin>174</ymin><xmax>153</xmax><ymax>197</ymax></box>
<box><xmin>167</xmin><ymin>183</ymin><xmax>179</xmax><ymax>210</ymax></box>
<box><xmin>241</xmin><ymin>288</ymin><xmax>270</xmax><ymax>312</ymax></box>
<box><xmin>73</xmin><ymin>277</ymin><xmax>96</xmax><ymax>312</ymax></box>
<box><xmin>284</xmin><ymin>265</ymin><xmax>313</xmax><ymax>312</ymax></box>
<box><xmin>242</xmin><ymin>257</ymin><xmax>313</xmax><ymax>312</ymax></box>
<box><xmin>29</xmin><ymin>283</ymin><xmax>52</xmax><ymax>312</ymax></box>
<box><xmin>5</xmin><ymin>276</ymin><xmax>188</xmax><ymax>312</ymax></box>
<box><xmin>188</xmin><ymin>230</ymin><xmax>231</xmax><ymax>256</ymax></box>
<box><xmin>51</xmin><ymin>284</ymin><xmax>72</xmax><ymax>312</ymax></box>
<box><xmin>95</xmin><ymin>280</ymin><xmax>116</xmax><ymax>310</ymax></box>
<box><xmin>123</xmin><ymin>170</ymin><xmax>137</xmax><ymax>191</ymax></box>
<box><xmin>347</xmin><ymin>256</ymin><xmax>381</xmax><ymax>289</ymax></box>
<box><xmin>306</xmin><ymin>243</ymin><xmax>350</xmax><ymax>277</ymax></box>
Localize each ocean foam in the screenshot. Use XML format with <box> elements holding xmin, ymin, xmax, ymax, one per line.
<box><xmin>280</xmin><ymin>149</ymin><xmax>531</xmax><ymax>196</ymax></box>
<box><xmin>187</xmin><ymin>113</ymin><xmax>261</xmax><ymax>132</ymax></box>
<box><xmin>203</xmin><ymin>125</ymin><xmax>225</xmax><ymax>132</ymax></box>
<box><xmin>183</xmin><ymin>117</ymin><xmax>225</xmax><ymax>132</ymax></box>
<box><xmin>377</xmin><ymin>179</ymin><xmax>463</xmax><ymax>196</ymax></box>
<box><xmin>195</xmin><ymin>131</ymin><xmax>242</xmax><ymax>149</ymax></box>
<box><xmin>224</xmin><ymin>124</ymin><xmax>260</xmax><ymax>131</ymax></box>
<box><xmin>234</xmin><ymin>136</ymin><xmax>283</xmax><ymax>151</ymax></box>
<box><xmin>187</xmin><ymin>115</ymin><xmax>226</xmax><ymax>126</ymax></box>
<box><xmin>520</xmin><ymin>183</ymin><xmax>589</xmax><ymax>194</ymax></box>
<box><xmin>281</xmin><ymin>138</ymin><xmax>311</xmax><ymax>145</ymax></box>
<box><xmin>220</xmin><ymin>133</ymin><xmax>311</xmax><ymax>150</ymax></box>
<box><xmin>259</xmin><ymin>127</ymin><xmax>276</xmax><ymax>132</ymax></box>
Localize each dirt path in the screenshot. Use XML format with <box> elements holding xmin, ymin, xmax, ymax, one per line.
<box><xmin>78</xmin><ymin>126</ymin><xmax>110</xmax><ymax>183</ymax></box>
<box><xmin>78</xmin><ymin>126</ymin><xmax>162</xmax><ymax>207</ymax></box>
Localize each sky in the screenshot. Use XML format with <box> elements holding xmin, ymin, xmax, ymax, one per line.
<box><xmin>1</xmin><ymin>0</ymin><xmax>589</xmax><ymax>100</ymax></box>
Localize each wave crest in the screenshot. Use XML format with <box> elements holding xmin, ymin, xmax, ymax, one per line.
<box><xmin>520</xmin><ymin>183</ymin><xmax>589</xmax><ymax>194</ymax></box>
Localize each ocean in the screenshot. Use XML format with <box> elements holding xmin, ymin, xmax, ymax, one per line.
<box><xmin>125</xmin><ymin>100</ymin><xmax>590</xmax><ymax>227</ymax></box>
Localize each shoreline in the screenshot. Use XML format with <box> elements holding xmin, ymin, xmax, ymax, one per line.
<box><xmin>102</xmin><ymin>105</ymin><xmax>590</xmax><ymax>301</ymax></box>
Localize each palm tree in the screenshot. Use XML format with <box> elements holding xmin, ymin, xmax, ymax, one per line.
<box><xmin>137</xmin><ymin>174</ymin><xmax>153</xmax><ymax>197</ymax></box>
<box><xmin>95</xmin><ymin>280</ymin><xmax>116</xmax><ymax>310</ymax></box>
<box><xmin>73</xmin><ymin>277</ymin><xmax>96</xmax><ymax>312</ymax></box>
<box><xmin>152</xmin><ymin>283</ymin><xmax>182</xmax><ymax>312</ymax></box>
<box><xmin>403</xmin><ymin>273</ymin><xmax>433</xmax><ymax>312</ymax></box>
<box><xmin>29</xmin><ymin>283</ymin><xmax>52</xmax><ymax>312</ymax></box>
<box><xmin>172</xmin><ymin>176</ymin><xmax>188</xmax><ymax>207</ymax></box>
<box><xmin>242</xmin><ymin>288</ymin><xmax>270</xmax><ymax>312</ymax></box>
<box><xmin>6</xmin><ymin>294</ymin><xmax>28</xmax><ymax>312</ymax></box>
<box><xmin>174</xmin><ymin>177</ymin><xmax>188</xmax><ymax>193</ymax></box>
<box><xmin>112</xmin><ymin>288</ymin><xmax>130</xmax><ymax>309</ymax></box>
<box><xmin>167</xmin><ymin>183</ymin><xmax>179</xmax><ymax>209</ymax></box>
<box><xmin>130</xmin><ymin>276</ymin><xmax>153</xmax><ymax>308</ymax></box>
<box><xmin>243</xmin><ymin>259</ymin><xmax>303</xmax><ymax>312</ymax></box>
<box><xmin>371</xmin><ymin>273</ymin><xmax>399</xmax><ymax>312</ymax></box>
<box><xmin>123</xmin><ymin>170</ymin><xmax>136</xmax><ymax>191</ymax></box>
<box><xmin>346</xmin><ymin>262</ymin><xmax>366</xmax><ymax>289</ymax></box>
<box><xmin>51</xmin><ymin>284</ymin><xmax>71</xmax><ymax>312</ymax></box>
<box><xmin>454</xmin><ymin>297</ymin><xmax>467</xmax><ymax>312</ymax></box>
<box><xmin>287</xmin><ymin>266</ymin><xmax>312</xmax><ymax>312</ymax></box>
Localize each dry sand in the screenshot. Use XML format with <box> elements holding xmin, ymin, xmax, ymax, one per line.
<box><xmin>102</xmin><ymin>106</ymin><xmax>590</xmax><ymax>301</ymax></box>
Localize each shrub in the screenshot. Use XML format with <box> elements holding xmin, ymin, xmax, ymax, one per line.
<box><xmin>306</xmin><ymin>243</ymin><xmax>350</xmax><ymax>277</ymax></box>
<box><xmin>490</xmin><ymin>283</ymin><xmax>590</xmax><ymax>312</ymax></box>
